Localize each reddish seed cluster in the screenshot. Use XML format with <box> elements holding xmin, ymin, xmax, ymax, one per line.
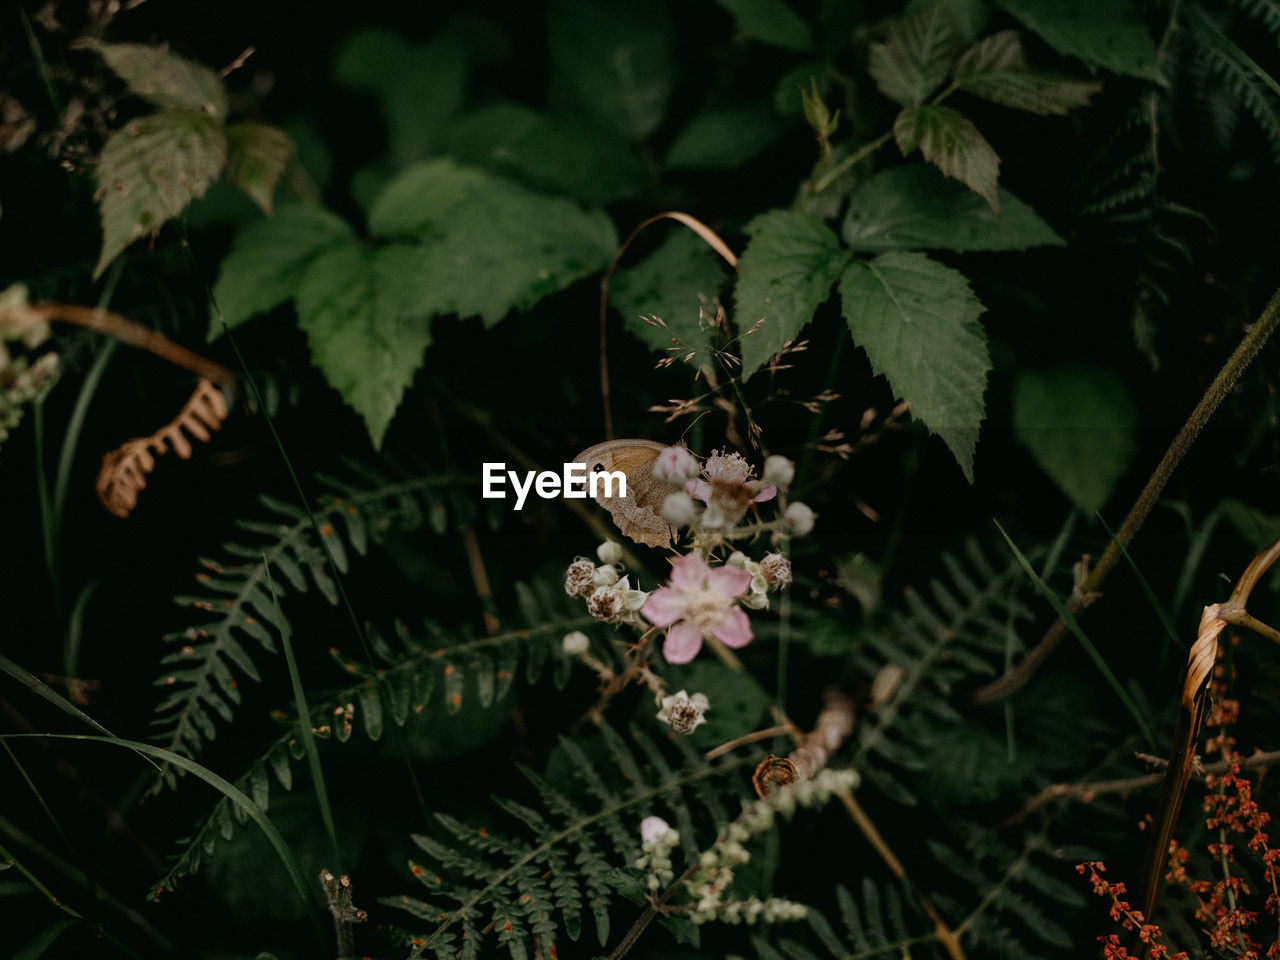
<box><xmin>1080</xmin><ymin>685</ymin><xmax>1280</xmax><ymax>957</ymax></box>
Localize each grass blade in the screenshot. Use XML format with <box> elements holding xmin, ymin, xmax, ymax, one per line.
<box><xmin>994</xmin><ymin>519</ymin><xmax>1156</xmax><ymax>750</ymax></box>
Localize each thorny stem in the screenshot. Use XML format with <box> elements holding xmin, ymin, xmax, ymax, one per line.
<box><xmin>973</xmin><ymin>284</ymin><xmax>1280</xmax><ymax>703</ymax></box>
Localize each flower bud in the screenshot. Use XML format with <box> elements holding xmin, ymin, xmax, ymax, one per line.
<box><xmin>641</xmin><ymin>815</ymin><xmax>674</xmax><ymax>845</ymax></box>
<box><xmin>596</xmin><ymin>539</ymin><xmax>623</xmax><ymax>565</ymax></box>
<box><xmin>761</xmin><ymin>455</ymin><xmax>795</xmax><ymax>489</ymax></box>
<box><xmin>562</xmin><ymin>631</ymin><xmax>590</xmax><ymax>656</ymax></box>
<box><xmin>653</xmin><ymin>445</ymin><xmax>699</xmax><ymax>485</ymax></box>
<box><xmin>592</xmin><ymin>563</ymin><xmax>620</xmax><ymax>587</ymax></box>
<box><xmin>783</xmin><ymin>502</ymin><xmax>815</xmax><ymax>537</ymax></box>
<box><xmin>661</xmin><ymin>491</ymin><xmax>699</xmax><ymax>527</ymax></box>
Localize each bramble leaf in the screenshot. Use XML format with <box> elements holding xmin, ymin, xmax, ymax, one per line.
<box><xmin>894</xmin><ymin>104</ymin><xmax>1001</xmax><ymax>212</ymax></box>
<box><xmin>224</xmin><ymin>122</ymin><xmax>292</xmax><ymax>215</ymax></box>
<box><xmin>369</xmin><ymin>159</ymin><xmax>617</xmax><ymax>326</ymax></box>
<box><xmin>843</xmin><ymin>164</ymin><xmax>1062</xmax><ymax>252</ymax></box>
<box><xmin>734</xmin><ymin>210</ymin><xmax>848</xmax><ymax>378</ymax></box>
<box><xmin>612</xmin><ymin>229</ymin><xmax>727</xmax><ymax>355</ymax></box>
<box><xmin>953</xmin><ymin>30</ymin><xmax>1102</xmax><ymax>114</ymax></box>
<box><xmin>839</xmin><ymin>252</ymin><xmax>989</xmax><ymax>480</ymax></box>
<box><xmin>209</xmin><ymin>204</ymin><xmax>354</xmax><ymax>339</ymax></box>
<box><xmin>548</xmin><ymin>0</ymin><xmax>674</xmax><ymax>140</ymax></box>
<box><xmin>94</xmin><ymin>111</ymin><xmax>227</xmax><ymax>278</ymax></box>
<box><xmin>664</xmin><ymin>102</ymin><xmax>787</xmax><ymax>170</ymax></box>
<box><xmin>992</xmin><ymin>0</ymin><xmax>1163</xmax><ymax>81</ymax></box>
<box><xmin>294</xmin><ymin>243</ymin><xmax>436</xmax><ymax>448</ymax></box>
<box><xmin>1011</xmin><ymin>365</ymin><xmax>1137</xmax><ymax>513</ymax></box>
<box><xmin>90</xmin><ymin>41</ymin><xmax>228</xmax><ymax>119</ymax></box>
<box><xmin>868</xmin><ymin>4</ymin><xmax>962</xmax><ymax>106</ymax></box>
<box><xmin>715</xmin><ymin>0</ymin><xmax>814</xmax><ymax>52</ymax></box>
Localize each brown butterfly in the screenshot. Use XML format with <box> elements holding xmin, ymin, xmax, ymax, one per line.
<box><xmin>573</xmin><ymin>439</ymin><xmax>678</xmax><ymax>549</ymax></box>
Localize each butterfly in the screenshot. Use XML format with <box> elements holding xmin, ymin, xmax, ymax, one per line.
<box><xmin>573</xmin><ymin>439</ymin><xmax>677</xmax><ymax>549</ymax></box>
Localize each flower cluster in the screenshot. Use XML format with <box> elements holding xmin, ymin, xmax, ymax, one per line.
<box><xmin>563</xmin><ymin>540</ymin><xmax>648</xmax><ymax>625</ymax></box>
<box><xmin>1075</xmin><ymin>861</ymin><xmax>1188</xmax><ymax>960</ymax></box>
<box><xmin>0</xmin><ymin>284</ymin><xmax>59</xmax><ymax>447</ymax></box>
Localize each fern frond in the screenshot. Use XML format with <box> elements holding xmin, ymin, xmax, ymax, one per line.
<box><xmin>150</xmin><ymin>466</ymin><xmax>468</xmax><ymax>770</ymax></box>
<box><xmin>96</xmin><ymin>379</ymin><xmax>228</xmax><ymax>517</ymax></box>
<box><xmin>1188</xmin><ymin>2</ymin><xmax>1280</xmax><ymax>160</ymax></box>
<box><xmin>385</xmin><ymin>721</ymin><xmax>761</xmax><ymax>959</ymax></box>
<box><xmin>149</xmin><ymin>608</ymin><xmax>590</xmax><ymax>897</ymax></box>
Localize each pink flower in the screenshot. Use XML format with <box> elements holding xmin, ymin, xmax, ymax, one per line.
<box><xmin>685</xmin><ymin>450</ymin><xmax>776</xmax><ymax>522</ymax></box>
<box><xmin>642</xmin><ymin>553</ymin><xmax>753</xmax><ymax>664</ymax></box>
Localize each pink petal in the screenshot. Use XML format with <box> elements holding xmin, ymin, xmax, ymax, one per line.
<box><xmin>706</xmin><ymin>564</ymin><xmax>751</xmax><ymax>598</ymax></box>
<box><xmin>663</xmin><ymin>621</ymin><xmax>703</xmax><ymax>664</ymax></box>
<box><xmin>642</xmin><ymin>588</ymin><xmax>684</xmax><ymax>627</ymax></box>
<box><xmin>668</xmin><ymin>553</ymin><xmax>708</xmax><ymax>592</ymax></box>
<box><xmin>750</xmin><ymin>484</ymin><xmax>777</xmax><ymax>503</ymax></box>
<box><xmin>684</xmin><ymin>479</ymin><xmax>712</xmax><ymax>502</ymax></box>
<box><xmin>712</xmin><ymin>606</ymin><xmax>753</xmax><ymax>648</ymax></box>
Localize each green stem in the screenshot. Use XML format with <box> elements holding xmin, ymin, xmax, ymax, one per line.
<box><xmin>973</xmin><ymin>283</ymin><xmax>1280</xmax><ymax>703</ymax></box>
<box><xmin>810</xmin><ymin>131</ymin><xmax>892</xmax><ymax>196</ymax></box>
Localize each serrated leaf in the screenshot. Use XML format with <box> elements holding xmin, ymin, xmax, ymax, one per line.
<box><xmin>224</xmin><ymin>122</ymin><xmax>292</xmax><ymax>215</ymax></box>
<box><xmin>548</xmin><ymin>0</ymin><xmax>674</xmax><ymax>140</ymax></box>
<box><xmin>209</xmin><ymin>204</ymin><xmax>354</xmax><ymax>338</ymax></box>
<box><xmin>839</xmin><ymin>252</ymin><xmax>989</xmax><ymax>480</ymax></box>
<box><xmin>894</xmin><ymin>105</ymin><xmax>1000</xmax><ymax>212</ymax></box>
<box><xmin>369</xmin><ymin>160</ymin><xmax>617</xmax><ymax>326</ymax></box>
<box><xmin>294</xmin><ymin>242</ymin><xmax>435</xmax><ymax>447</ymax></box>
<box><xmin>906</xmin><ymin>0</ymin><xmax>991</xmax><ymax>43</ymax></box>
<box><xmin>993</xmin><ymin>0</ymin><xmax>1162</xmax><ymax>81</ymax></box>
<box><xmin>953</xmin><ymin>30</ymin><xmax>1102</xmax><ymax>114</ymax></box>
<box><xmin>664</xmin><ymin>101</ymin><xmax>786</xmax><ymax>170</ymax></box>
<box><xmin>611</xmin><ymin>230</ymin><xmax>726</xmax><ymax>355</ymax></box>
<box><xmin>1011</xmin><ymin>365</ymin><xmax>1137</xmax><ymax>513</ymax></box>
<box><xmin>91</xmin><ymin>42</ymin><xmax>227</xmax><ymax>118</ymax></box>
<box><xmin>94</xmin><ymin>111</ymin><xmax>227</xmax><ymax>277</ymax></box>
<box><xmin>734</xmin><ymin>210</ymin><xmax>848</xmax><ymax>378</ymax></box>
<box><xmin>446</xmin><ymin>102</ymin><xmax>645</xmax><ymax>206</ymax></box>
<box><xmin>868</xmin><ymin>4</ymin><xmax>962</xmax><ymax>105</ymax></box>
<box><xmin>843</xmin><ymin>164</ymin><xmax>1061</xmax><ymax>252</ymax></box>
<box><xmin>715</xmin><ymin>0</ymin><xmax>814</xmax><ymax>52</ymax></box>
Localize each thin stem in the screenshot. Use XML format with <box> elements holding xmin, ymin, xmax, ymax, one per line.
<box><xmin>973</xmin><ymin>284</ymin><xmax>1280</xmax><ymax>703</ymax></box>
<box><xmin>809</xmin><ymin>131</ymin><xmax>892</xmax><ymax>196</ymax></box>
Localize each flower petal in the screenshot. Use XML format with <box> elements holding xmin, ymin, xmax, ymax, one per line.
<box><xmin>668</xmin><ymin>553</ymin><xmax>708</xmax><ymax>592</ymax></box>
<box><xmin>685</xmin><ymin>478</ymin><xmax>712</xmax><ymax>502</ymax></box>
<box><xmin>707</xmin><ymin>564</ymin><xmax>752</xmax><ymax>598</ymax></box>
<box><xmin>750</xmin><ymin>484</ymin><xmax>777</xmax><ymax>503</ymax></box>
<box><xmin>712</xmin><ymin>605</ymin><xmax>753</xmax><ymax>648</ymax></box>
<box><xmin>642</xmin><ymin>587</ymin><xmax>684</xmax><ymax>627</ymax></box>
<box><xmin>663</xmin><ymin>621</ymin><xmax>703</xmax><ymax>664</ymax></box>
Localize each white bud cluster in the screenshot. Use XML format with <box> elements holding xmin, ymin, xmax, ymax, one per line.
<box><xmin>635</xmin><ymin>816</ymin><xmax>680</xmax><ymax>892</ymax></box>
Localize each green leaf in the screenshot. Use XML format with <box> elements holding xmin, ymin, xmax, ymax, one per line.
<box><xmin>446</xmin><ymin>102</ymin><xmax>646</xmax><ymax>205</ymax></box>
<box><xmin>867</xmin><ymin>4</ymin><xmax>962</xmax><ymax>106</ymax></box>
<box><xmin>369</xmin><ymin>159</ymin><xmax>617</xmax><ymax>326</ymax></box>
<box><xmin>715</xmin><ymin>0</ymin><xmax>814</xmax><ymax>52</ymax></box>
<box><xmin>1011</xmin><ymin>365</ymin><xmax>1137</xmax><ymax>514</ymax></box>
<box><xmin>906</xmin><ymin>0</ymin><xmax>991</xmax><ymax>43</ymax></box>
<box><xmin>294</xmin><ymin>242</ymin><xmax>436</xmax><ymax>447</ymax></box>
<box><xmin>734</xmin><ymin>210</ymin><xmax>848</xmax><ymax>378</ymax></box>
<box><xmin>664</xmin><ymin>102</ymin><xmax>787</xmax><ymax>170</ymax></box>
<box><xmin>953</xmin><ymin>30</ymin><xmax>1102</xmax><ymax>114</ymax></box>
<box><xmin>94</xmin><ymin>110</ymin><xmax>227</xmax><ymax>277</ymax></box>
<box><xmin>548</xmin><ymin>0</ymin><xmax>674</xmax><ymax>140</ymax></box>
<box><xmin>334</xmin><ymin>30</ymin><xmax>469</xmax><ymax>164</ymax></box>
<box><xmin>209</xmin><ymin>204</ymin><xmax>354</xmax><ymax>339</ymax></box>
<box><xmin>611</xmin><ymin>229</ymin><xmax>727</xmax><ymax>355</ymax></box>
<box><xmin>90</xmin><ymin>41</ymin><xmax>228</xmax><ymax>118</ymax></box>
<box><xmin>225</xmin><ymin>122</ymin><xmax>292</xmax><ymax>216</ymax></box>
<box><xmin>992</xmin><ymin>0</ymin><xmax>1162</xmax><ymax>81</ymax></box>
<box><xmin>893</xmin><ymin>104</ymin><xmax>1001</xmax><ymax>212</ymax></box>
<box><xmin>843</xmin><ymin>164</ymin><xmax>1062</xmax><ymax>252</ymax></box>
<box><xmin>839</xmin><ymin>252</ymin><xmax>989</xmax><ymax>480</ymax></box>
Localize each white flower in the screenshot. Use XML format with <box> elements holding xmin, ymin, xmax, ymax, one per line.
<box><xmin>657</xmin><ymin>689</ymin><xmax>710</xmax><ymax>734</ymax></box>
<box><xmin>761</xmin><ymin>455</ymin><xmax>795</xmax><ymax>488</ymax></box>
<box><xmin>562</xmin><ymin>631</ymin><xmax>590</xmax><ymax>656</ymax></box>
<box><xmin>640</xmin><ymin>815</ymin><xmax>675</xmax><ymax>845</ymax></box>
<box><xmin>783</xmin><ymin>502</ymin><xmax>815</xmax><ymax>537</ymax></box>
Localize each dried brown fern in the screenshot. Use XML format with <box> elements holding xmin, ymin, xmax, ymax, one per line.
<box><xmin>96</xmin><ymin>379</ymin><xmax>228</xmax><ymax>517</ymax></box>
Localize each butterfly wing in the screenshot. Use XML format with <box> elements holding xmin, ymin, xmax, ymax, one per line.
<box><xmin>574</xmin><ymin>440</ymin><xmax>677</xmax><ymax>548</ymax></box>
